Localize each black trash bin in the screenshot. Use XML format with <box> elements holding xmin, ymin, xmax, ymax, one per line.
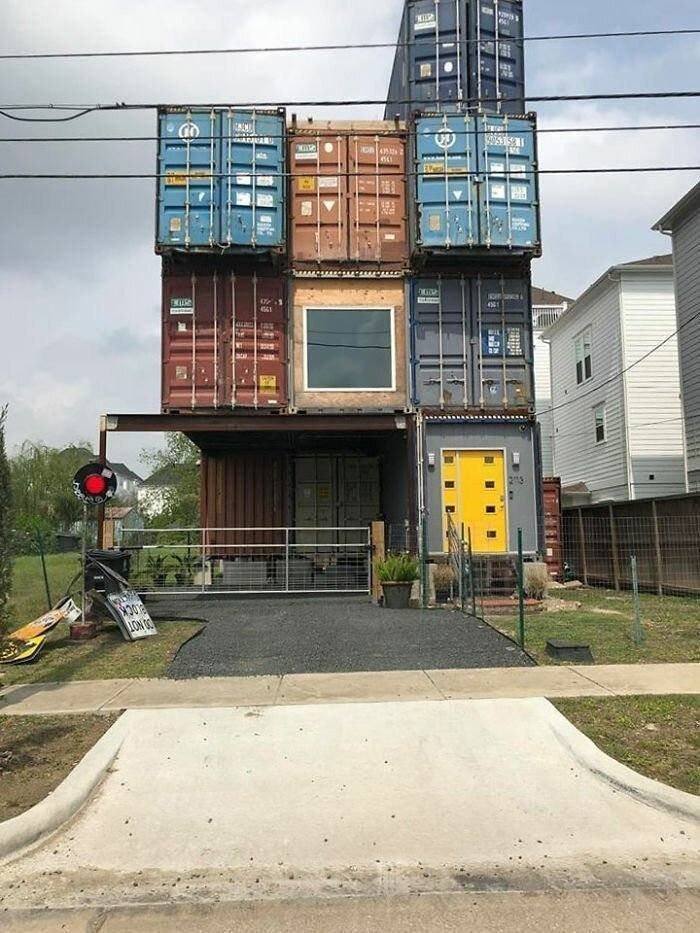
<box><xmin>85</xmin><ymin>549</ymin><xmax>131</xmax><ymax>593</ymax></box>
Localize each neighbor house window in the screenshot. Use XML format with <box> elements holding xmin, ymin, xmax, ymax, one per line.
<box><xmin>594</xmin><ymin>403</ymin><xmax>606</xmax><ymax>444</ymax></box>
<box><xmin>305</xmin><ymin>307</ymin><xmax>394</xmax><ymax>390</ymax></box>
<box><xmin>575</xmin><ymin>327</ymin><xmax>592</xmax><ymax>385</ymax></box>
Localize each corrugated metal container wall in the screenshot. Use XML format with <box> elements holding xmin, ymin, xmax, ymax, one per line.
<box><xmin>411</xmin><ymin>273</ymin><xmax>533</xmax><ymax>410</ymax></box>
<box><xmin>413</xmin><ymin>113</ymin><xmax>540</xmax><ymax>253</ymax></box>
<box><xmin>291</xmin><ymin>278</ymin><xmax>407</xmax><ymax>412</ymax></box>
<box><xmin>162</xmin><ymin>271</ymin><xmax>288</xmax><ymax>411</ymax></box>
<box><xmin>290</xmin><ymin>124</ymin><xmax>408</xmax><ymax>267</ymax></box>
<box><xmin>542</xmin><ymin>476</ymin><xmax>564</xmax><ymax>581</ymax></box>
<box><xmin>384</xmin><ymin>0</ymin><xmax>525</xmax><ymax>121</ymax></box>
<box><xmin>156</xmin><ymin>108</ymin><xmax>286</xmax><ymax>252</ymax></box>
<box><xmin>200</xmin><ymin>450</ymin><xmax>288</xmax><ymax>549</ymax></box>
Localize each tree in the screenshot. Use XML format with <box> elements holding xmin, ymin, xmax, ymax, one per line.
<box><xmin>141</xmin><ymin>434</ymin><xmax>200</xmax><ymax>528</ymax></box>
<box><xmin>0</xmin><ymin>407</ymin><xmax>12</xmax><ymax>629</ymax></box>
<box><xmin>10</xmin><ymin>442</ymin><xmax>94</xmax><ymax>547</ymax></box>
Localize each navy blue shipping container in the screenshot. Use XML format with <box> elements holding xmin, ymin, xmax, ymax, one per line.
<box><xmin>410</xmin><ymin>272</ymin><xmax>533</xmax><ymax>409</ymax></box>
<box><xmin>413</xmin><ymin>112</ymin><xmax>540</xmax><ymax>253</ymax></box>
<box><xmin>157</xmin><ymin>108</ymin><xmax>286</xmax><ymax>252</ymax></box>
<box><xmin>384</xmin><ymin>0</ymin><xmax>525</xmax><ymax>121</ymax></box>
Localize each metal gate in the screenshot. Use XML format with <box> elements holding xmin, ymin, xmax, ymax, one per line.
<box><xmin>119</xmin><ymin>527</ymin><xmax>372</xmax><ymax>596</ymax></box>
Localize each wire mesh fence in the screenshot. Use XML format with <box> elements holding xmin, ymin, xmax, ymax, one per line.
<box><xmin>561</xmin><ymin>513</ymin><xmax>700</xmax><ymax>597</ymax></box>
<box><xmin>120</xmin><ymin>527</ymin><xmax>372</xmax><ymax>595</ymax></box>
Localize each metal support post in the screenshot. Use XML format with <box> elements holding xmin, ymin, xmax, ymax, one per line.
<box><xmin>631</xmin><ymin>555</ymin><xmax>645</xmax><ymax>646</ymax></box>
<box><xmin>81</xmin><ymin>502</ymin><xmax>88</xmax><ymax>621</ymax></box>
<box><xmin>609</xmin><ymin>504</ymin><xmax>621</xmax><ymax>591</ymax></box>
<box><xmin>577</xmin><ymin>508</ymin><xmax>589</xmax><ymax>586</ymax></box>
<box><xmin>467</xmin><ymin>527</ymin><xmax>476</xmax><ymax>617</ymax></box>
<box><xmin>517</xmin><ymin>527</ymin><xmax>525</xmax><ymax>649</ymax></box>
<box><xmin>651</xmin><ymin>501</ymin><xmax>664</xmax><ymax>597</ymax></box>
<box><xmin>96</xmin><ymin>416</ymin><xmax>108</xmax><ymax>549</ymax></box>
<box><xmin>285</xmin><ymin>527</ymin><xmax>291</xmax><ymax>593</ymax></box>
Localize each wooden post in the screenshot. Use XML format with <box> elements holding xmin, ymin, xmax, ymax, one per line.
<box><xmin>577</xmin><ymin>508</ymin><xmax>589</xmax><ymax>586</ymax></box>
<box><xmin>96</xmin><ymin>416</ymin><xmax>108</xmax><ymax>549</ymax></box>
<box><xmin>371</xmin><ymin>521</ymin><xmax>386</xmax><ymax>604</ymax></box>
<box><xmin>609</xmin><ymin>504</ymin><xmax>621</xmax><ymax>591</ymax></box>
<box><xmin>651</xmin><ymin>500</ymin><xmax>664</xmax><ymax>596</ymax></box>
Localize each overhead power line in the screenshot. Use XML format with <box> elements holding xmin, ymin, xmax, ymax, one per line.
<box><xmin>535</xmin><ymin>309</ymin><xmax>700</xmax><ymax>419</ymax></box>
<box><xmin>2</xmin><ymin>90</ymin><xmax>700</xmax><ymax>119</ymax></box>
<box><xmin>1</xmin><ymin>166</ymin><xmax>698</xmax><ymax>181</ymax></box>
<box><xmin>1</xmin><ymin>28</ymin><xmax>699</xmax><ymax>60</ymax></box>
<box><xmin>1</xmin><ymin>123</ymin><xmax>700</xmax><ymax>144</ymax></box>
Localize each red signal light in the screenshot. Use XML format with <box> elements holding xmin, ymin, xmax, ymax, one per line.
<box><xmin>84</xmin><ymin>473</ymin><xmax>109</xmax><ymax>497</ymax></box>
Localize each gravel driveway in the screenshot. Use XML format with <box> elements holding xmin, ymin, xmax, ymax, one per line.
<box><xmin>146</xmin><ymin>597</ymin><xmax>533</xmax><ymax>678</ymax></box>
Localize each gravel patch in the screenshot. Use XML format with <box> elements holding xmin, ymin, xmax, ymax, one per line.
<box><xmin>146</xmin><ymin>597</ymin><xmax>534</xmax><ymax>678</ymax></box>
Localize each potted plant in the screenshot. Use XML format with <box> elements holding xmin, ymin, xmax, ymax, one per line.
<box><xmin>376</xmin><ymin>553</ymin><xmax>420</xmax><ymax>610</ymax></box>
<box><xmin>173</xmin><ymin>554</ymin><xmax>197</xmax><ymax>587</ymax></box>
<box><xmin>433</xmin><ymin>562</ymin><xmax>455</xmax><ymax>605</ymax></box>
<box><xmin>146</xmin><ymin>554</ymin><xmax>169</xmax><ymax>588</ymax></box>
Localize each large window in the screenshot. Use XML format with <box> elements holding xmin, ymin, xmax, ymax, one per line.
<box><xmin>594</xmin><ymin>403</ymin><xmax>607</xmax><ymax>444</ymax></box>
<box><xmin>305</xmin><ymin>307</ymin><xmax>395</xmax><ymax>391</ymax></box>
<box><xmin>575</xmin><ymin>326</ymin><xmax>592</xmax><ymax>385</ymax></box>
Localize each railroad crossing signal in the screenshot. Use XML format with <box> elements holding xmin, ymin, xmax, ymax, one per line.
<box><xmin>72</xmin><ymin>463</ymin><xmax>117</xmax><ymax>505</ymax></box>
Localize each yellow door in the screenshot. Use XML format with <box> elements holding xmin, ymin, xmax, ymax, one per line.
<box><xmin>442</xmin><ymin>450</ymin><xmax>507</xmax><ymax>554</ymax></box>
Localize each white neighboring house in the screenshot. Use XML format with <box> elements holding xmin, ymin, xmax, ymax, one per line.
<box><xmin>138</xmin><ymin>466</ymin><xmax>179</xmax><ymax>519</ymax></box>
<box><xmin>531</xmin><ymin>287</ymin><xmax>572</xmax><ymax>477</ymax></box>
<box><xmin>108</xmin><ymin>462</ymin><xmax>143</xmax><ymax>504</ymax></box>
<box><xmin>546</xmin><ymin>255</ymin><xmax>687</xmax><ymax>504</ymax></box>
<box><xmin>654</xmin><ymin>182</ymin><xmax>700</xmax><ymax>492</ymax></box>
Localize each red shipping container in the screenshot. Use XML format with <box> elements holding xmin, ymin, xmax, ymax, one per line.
<box><xmin>542</xmin><ymin>477</ymin><xmax>564</xmax><ymax>581</ymax></box>
<box><xmin>162</xmin><ymin>271</ymin><xmax>287</xmax><ymax>411</ymax></box>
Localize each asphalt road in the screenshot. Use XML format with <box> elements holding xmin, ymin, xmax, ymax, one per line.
<box><xmin>147</xmin><ymin>596</ymin><xmax>533</xmax><ymax>678</ymax></box>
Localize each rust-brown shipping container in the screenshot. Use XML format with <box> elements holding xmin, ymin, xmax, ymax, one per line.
<box><xmin>291</xmin><ymin>278</ymin><xmax>407</xmax><ymax>412</ymax></box>
<box><xmin>543</xmin><ymin>477</ymin><xmax>564</xmax><ymax>581</ymax></box>
<box><xmin>162</xmin><ymin>271</ymin><xmax>288</xmax><ymax>412</ymax></box>
<box><xmin>290</xmin><ymin>121</ymin><xmax>408</xmax><ymax>268</ymax></box>
<box><xmin>200</xmin><ymin>450</ymin><xmax>289</xmax><ymax>552</ymax></box>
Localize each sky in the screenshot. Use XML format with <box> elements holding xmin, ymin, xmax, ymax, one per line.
<box><xmin>1</xmin><ymin>0</ymin><xmax>699</xmax><ymax>473</ymax></box>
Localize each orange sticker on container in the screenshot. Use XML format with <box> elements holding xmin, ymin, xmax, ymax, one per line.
<box><xmin>259</xmin><ymin>375</ymin><xmax>277</xmax><ymax>391</ymax></box>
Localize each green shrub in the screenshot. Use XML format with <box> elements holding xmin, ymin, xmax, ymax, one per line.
<box><xmin>376</xmin><ymin>553</ymin><xmax>419</xmax><ymax>583</ymax></box>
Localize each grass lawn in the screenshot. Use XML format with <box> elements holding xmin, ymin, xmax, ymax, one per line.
<box><xmin>0</xmin><ymin>714</ymin><xmax>118</xmax><ymax>823</ymax></box>
<box><xmin>554</xmin><ymin>695</ymin><xmax>700</xmax><ymax>796</ymax></box>
<box><xmin>0</xmin><ymin>619</ymin><xmax>203</xmax><ymax>687</ymax></box>
<box><xmin>494</xmin><ymin>587</ymin><xmax>700</xmax><ymax>665</ymax></box>
<box><xmin>6</xmin><ymin>552</ymin><xmax>83</xmax><ymax>630</ymax></box>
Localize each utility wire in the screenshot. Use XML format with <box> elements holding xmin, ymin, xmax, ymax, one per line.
<box><xmin>1</xmin><ymin>28</ymin><xmax>699</xmax><ymax>60</ymax></box>
<box><xmin>2</xmin><ymin>123</ymin><xmax>700</xmax><ymax>143</ymax></box>
<box><xmin>535</xmin><ymin>309</ymin><xmax>700</xmax><ymax>419</ymax></box>
<box><xmin>2</xmin><ymin>166</ymin><xmax>698</xmax><ymax>180</ymax></box>
<box><xmin>2</xmin><ymin>90</ymin><xmax>700</xmax><ymax>117</ymax></box>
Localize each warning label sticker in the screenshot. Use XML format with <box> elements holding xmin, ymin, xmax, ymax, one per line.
<box><xmin>298</xmin><ymin>177</ymin><xmax>316</xmax><ymax>192</ymax></box>
<box><xmin>259</xmin><ymin>375</ymin><xmax>277</xmax><ymax>391</ymax></box>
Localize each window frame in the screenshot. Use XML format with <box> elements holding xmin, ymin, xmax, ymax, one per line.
<box><xmin>574</xmin><ymin>325</ymin><xmax>593</xmax><ymax>386</ymax></box>
<box><xmin>593</xmin><ymin>402</ymin><xmax>607</xmax><ymax>445</ymax></box>
<box><xmin>303</xmin><ymin>305</ymin><xmax>396</xmax><ymax>393</ymax></box>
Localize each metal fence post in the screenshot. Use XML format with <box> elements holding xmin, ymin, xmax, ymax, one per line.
<box><xmin>651</xmin><ymin>501</ymin><xmax>664</xmax><ymax>597</ymax></box>
<box><xmin>631</xmin><ymin>555</ymin><xmax>645</xmax><ymax>646</ymax></box>
<box><xmin>608</xmin><ymin>504</ymin><xmax>621</xmax><ymax>591</ymax></box>
<box><xmin>517</xmin><ymin>527</ymin><xmax>526</xmax><ymax>649</ymax></box>
<box><xmin>577</xmin><ymin>508</ymin><xmax>589</xmax><ymax>586</ymax></box>
<box><xmin>285</xmin><ymin>527</ymin><xmax>291</xmax><ymax>593</ymax></box>
<box><xmin>467</xmin><ymin>527</ymin><xmax>476</xmax><ymax>617</ymax></box>
<box><xmin>201</xmin><ymin>528</ymin><xmax>207</xmax><ymax>594</ymax></box>
<box><xmin>421</xmin><ymin>518</ymin><xmax>429</xmax><ymax>609</ymax></box>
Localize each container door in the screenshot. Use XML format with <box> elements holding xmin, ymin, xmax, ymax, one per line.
<box><xmin>338</xmin><ymin>456</ymin><xmax>381</xmax><ymax>543</ymax></box>
<box><xmin>227</xmin><ymin>275</ymin><xmax>287</xmax><ymax>409</ymax></box>
<box><xmin>295</xmin><ymin>456</ymin><xmax>337</xmax><ymax>546</ymax></box>
<box><xmin>291</xmin><ymin>135</ymin><xmax>348</xmax><ymax>262</ymax></box>
<box><xmin>408</xmin><ymin>0</ymin><xmax>466</xmax><ymax>112</ymax></box>
<box><xmin>476</xmin><ymin>115</ymin><xmax>539</xmax><ymax>250</ymax></box>
<box><xmin>348</xmin><ymin>136</ymin><xmax>407</xmax><ymax>264</ymax></box>
<box><xmin>162</xmin><ymin>273</ymin><xmax>224</xmax><ymax>410</ymax></box>
<box><xmin>468</xmin><ymin>0</ymin><xmax>525</xmax><ymax>115</ymax></box>
<box><xmin>221</xmin><ymin>111</ymin><xmax>285</xmax><ymax>249</ymax></box>
<box><xmin>157</xmin><ymin>110</ymin><xmax>220</xmax><ymax>248</ymax></box>
<box><xmin>472</xmin><ymin>274</ymin><xmax>532</xmax><ymax>410</ymax></box>
<box><xmin>442</xmin><ymin>450</ymin><xmax>507</xmax><ymax>554</ymax></box>
<box><xmin>416</xmin><ymin>115</ymin><xmax>477</xmax><ymax>248</ymax></box>
<box><xmin>412</xmin><ymin>278</ymin><xmax>471</xmax><ymax>408</ymax></box>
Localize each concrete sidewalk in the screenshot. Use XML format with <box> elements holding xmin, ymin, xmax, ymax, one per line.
<box><xmin>1</xmin><ymin>662</ymin><xmax>698</xmax><ymax>715</ymax></box>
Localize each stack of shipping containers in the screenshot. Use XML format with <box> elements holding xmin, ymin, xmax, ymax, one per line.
<box><xmin>385</xmin><ymin>0</ymin><xmax>543</xmax><ymax>559</ymax></box>
<box><xmin>152</xmin><ymin>0</ymin><xmax>543</xmax><ymax>575</ymax></box>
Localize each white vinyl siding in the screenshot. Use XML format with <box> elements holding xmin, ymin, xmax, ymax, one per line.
<box><xmin>670</xmin><ymin>210</ymin><xmax>700</xmax><ymax>488</ymax></box>
<box><xmin>620</xmin><ymin>271</ymin><xmax>686</xmax><ymax>499</ymax></box>
<box><xmin>549</xmin><ymin>279</ymin><xmax>628</xmax><ymax>502</ymax></box>
<box><xmin>533</xmin><ymin>330</ymin><xmax>554</xmax><ymax>475</ymax></box>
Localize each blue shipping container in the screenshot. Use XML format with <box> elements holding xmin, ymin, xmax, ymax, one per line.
<box><xmin>384</xmin><ymin>0</ymin><xmax>525</xmax><ymax>121</ymax></box>
<box><xmin>157</xmin><ymin>108</ymin><xmax>286</xmax><ymax>251</ymax></box>
<box><xmin>410</xmin><ymin>273</ymin><xmax>533</xmax><ymax>409</ymax></box>
<box><xmin>414</xmin><ymin>113</ymin><xmax>540</xmax><ymax>252</ymax></box>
